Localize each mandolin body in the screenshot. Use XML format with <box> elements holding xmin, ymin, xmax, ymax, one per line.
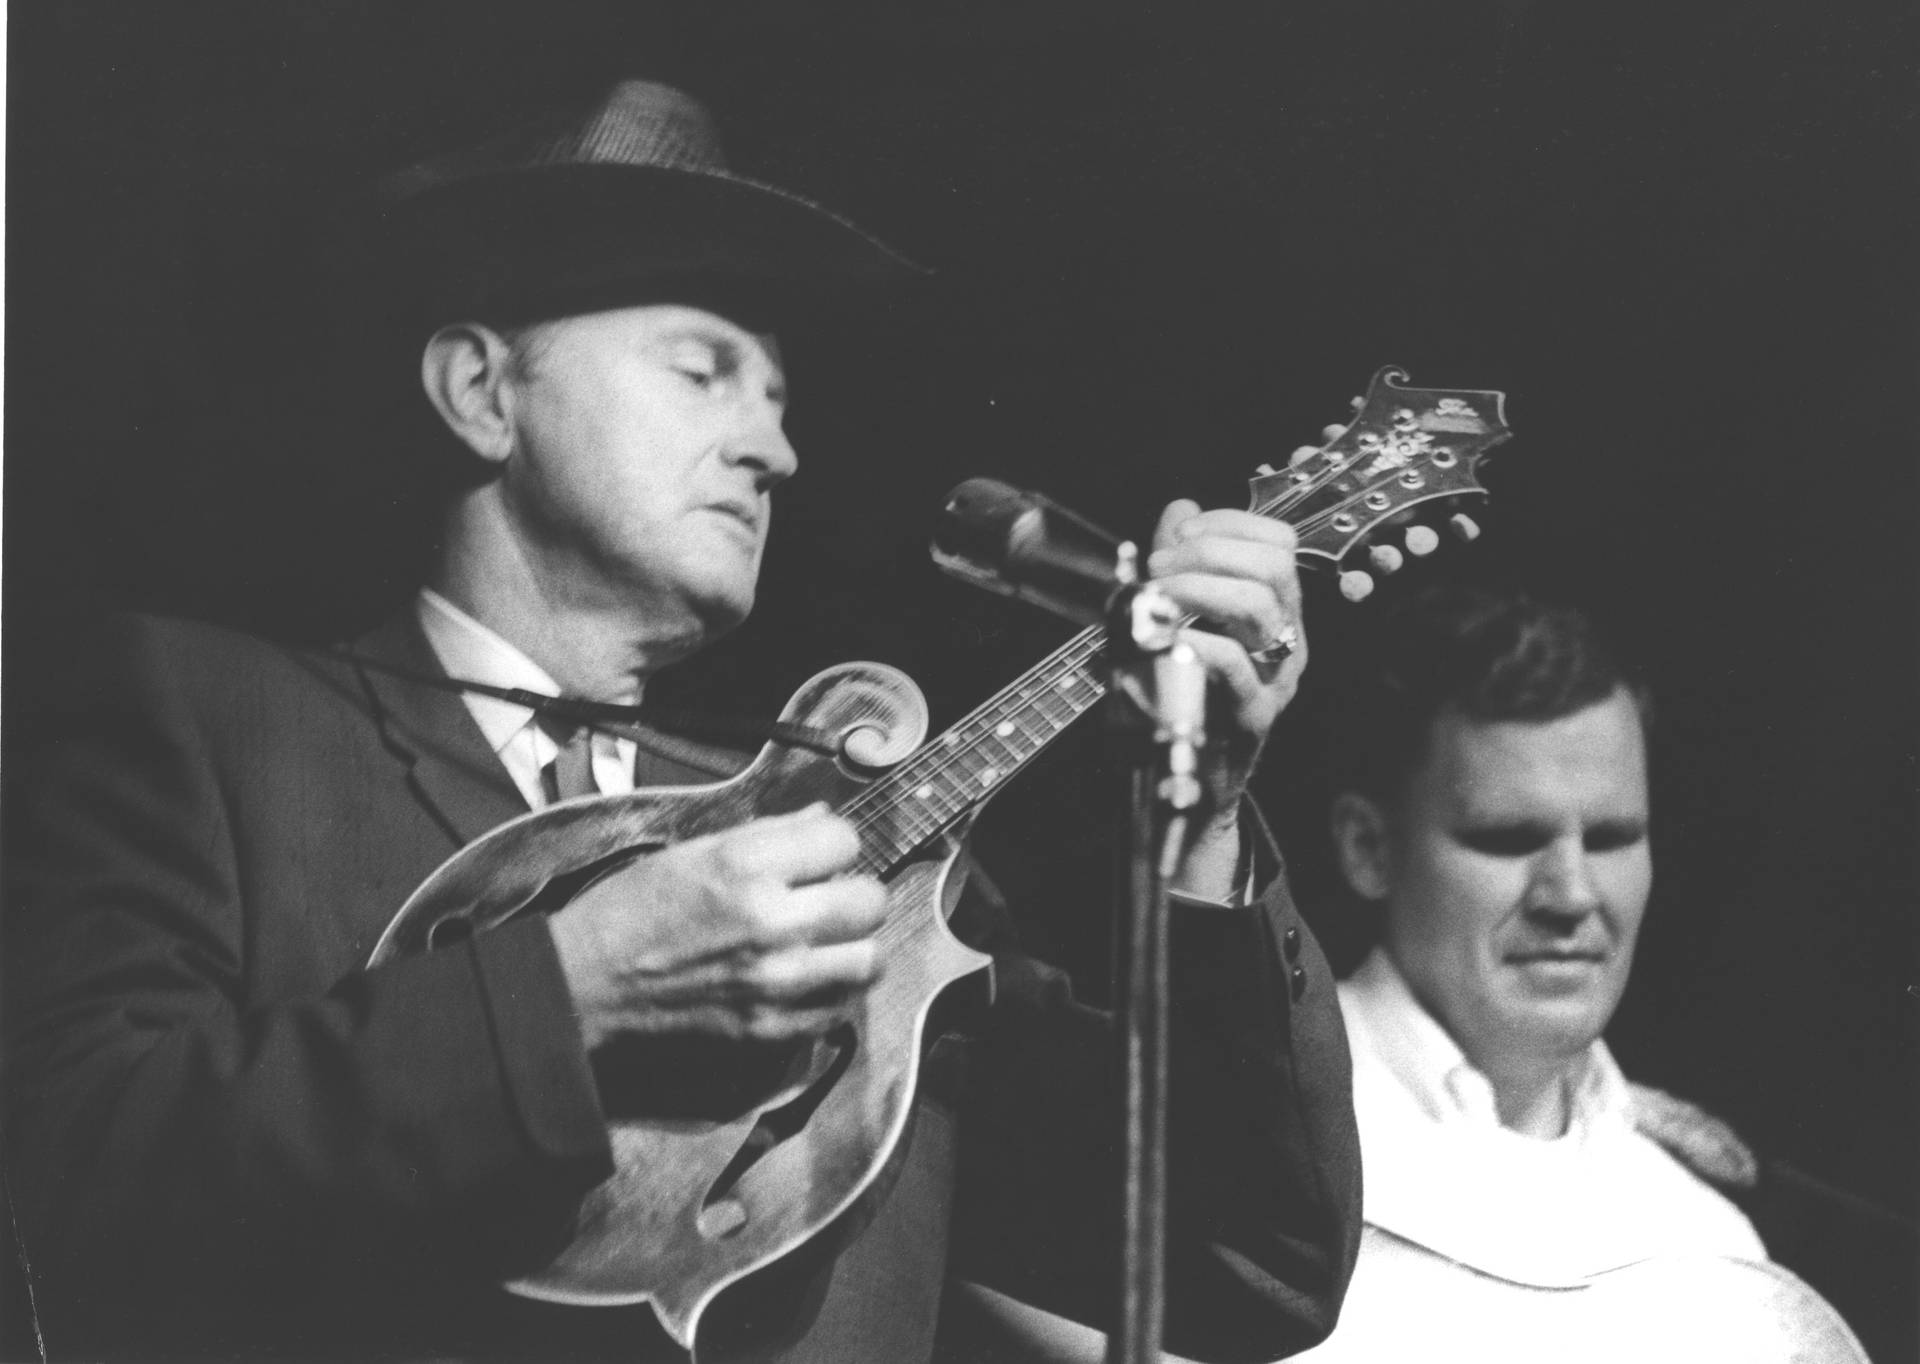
<box><xmin>368</xmin><ymin>662</ymin><xmax>992</xmax><ymax>1348</ymax></box>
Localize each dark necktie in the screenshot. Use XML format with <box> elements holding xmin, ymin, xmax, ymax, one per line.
<box><xmin>536</xmin><ymin>716</ymin><xmax>600</xmax><ymax>804</ymax></box>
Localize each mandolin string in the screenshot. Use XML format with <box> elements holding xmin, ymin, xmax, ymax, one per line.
<box><xmin>1281</xmin><ymin>449</ymin><xmax>1475</xmax><ymax>539</ymax></box>
<box><xmin>840</xmin><ymin>629</ymin><xmax>1105</xmax><ymax>853</ymax></box>
<box><xmin>840</xmin><ymin>634</ymin><xmax>1106</xmax><ymax>843</ymax></box>
<box><xmin>1252</xmin><ymin>445</ymin><xmax>1429</xmax><ymax>533</ymax></box>
<box><xmin>1252</xmin><ymin>430</ymin><xmax>1387</xmax><ymax>518</ymax></box>
<box><xmin>839</xmin><ymin>445</ymin><xmax>1445</xmax><ymax>858</ymax></box>
<box><xmin>1267</xmin><ymin>407</ymin><xmax>1477</xmax><ymax>525</ymax></box>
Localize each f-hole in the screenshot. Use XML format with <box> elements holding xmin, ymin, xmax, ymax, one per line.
<box><xmin>702</xmin><ymin>1023</ymin><xmax>859</xmax><ymax>1220</ymax></box>
<box><xmin>426</xmin><ymin>915</ymin><xmax>475</xmax><ymax>950</ymax></box>
<box><xmin>514</xmin><ymin>844</ymin><xmax>659</xmax><ymax>922</ymax></box>
<box><xmin>423</xmin><ymin>845</ymin><xmax>658</xmax><ymax>953</ymax></box>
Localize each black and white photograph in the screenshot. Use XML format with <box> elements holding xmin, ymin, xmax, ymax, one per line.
<box><xmin>3</xmin><ymin>4</ymin><xmax>1914</xmax><ymax>1361</ymax></box>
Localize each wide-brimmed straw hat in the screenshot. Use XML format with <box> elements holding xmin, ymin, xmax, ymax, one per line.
<box><xmin>364</xmin><ymin>78</ymin><xmax>923</xmax><ymax>333</ymax></box>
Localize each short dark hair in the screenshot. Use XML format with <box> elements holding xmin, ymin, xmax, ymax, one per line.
<box><xmin>1332</xmin><ymin>584</ymin><xmax>1647</xmax><ymax>801</ymax></box>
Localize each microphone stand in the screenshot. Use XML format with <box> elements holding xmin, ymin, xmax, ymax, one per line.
<box><xmin>1102</xmin><ymin>560</ymin><xmax>1205</xmax><ymax>1364</ymax></box>
<box><xmin>927</xmin><ymin>484</ymin><xmax>1205</xmax><ymax>1363</ymax></box>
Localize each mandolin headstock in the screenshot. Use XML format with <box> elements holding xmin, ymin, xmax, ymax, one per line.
<box><xmin>1248</xmin><ymin>367</ymin><xmax>1511</xmax><ymax>599</ymax></box>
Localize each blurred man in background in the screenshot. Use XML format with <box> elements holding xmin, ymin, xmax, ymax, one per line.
<box><xmin>1296</xmin><ymin>585</ymin><xmax>1872</xmax><ymax>1362</ymax></box>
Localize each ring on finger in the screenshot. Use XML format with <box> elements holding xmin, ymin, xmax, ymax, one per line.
<box><xmin>1248</xmin><ymin>625</ymin><xmax>1300</xmax><ymax>667</ymax></box>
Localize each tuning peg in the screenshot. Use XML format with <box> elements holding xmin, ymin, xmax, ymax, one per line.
<box><xmin>1405</xmin><ymin>525</ymin><xmax>1440</xmax><ymax>557</ymax></box>
<box><xmin>1449</xmin><ymin>513</ymin><xmax>1481</xmax><ymax>542</ymax></box>
<box><xmin>1255</xmin><ymin>462</ymin><xmax>1278</xmax><ymax>475</ymax></box>
<box><xmin>1340</xmin><ymin>570</ymin><xmax>1376</xmax><ymax>602</ymax></box>
<box><xmin>1369</xmin><ymin>544</ymin><xmax>1405</xmax><ymax>574</ymax></box>
<box><xmin>1289</xmin><ymin>444</ymin><xmax>1320</xmax><ymax>469</ymax></box>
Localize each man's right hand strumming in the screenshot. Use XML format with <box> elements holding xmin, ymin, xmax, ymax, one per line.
<box><xmin>548</xmin><ymin>803</ymin><xmax>889</xmax><ymax>1051</ymax></box>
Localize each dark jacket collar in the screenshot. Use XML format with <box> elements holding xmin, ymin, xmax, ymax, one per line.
<box><xmin>349</xmin><ymin>609</ymin><xmax>529</xmax><ymax>846</ymax></box>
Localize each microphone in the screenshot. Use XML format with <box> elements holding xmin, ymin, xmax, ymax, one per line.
<box><xmin>932</xmin><ymin>478</ymin><xmax>1133</xmax><ymax>626</ymax></box>
<box><xmin>934</xmin><ymin>480</ymin><xmax>1205</xmax><ymax>815</ymax></box>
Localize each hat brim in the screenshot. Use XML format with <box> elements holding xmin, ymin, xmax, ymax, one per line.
<box><xmin>375</xmin><ymin>163</ymin><xmax>925</xmax><ymax>334</ymax></box>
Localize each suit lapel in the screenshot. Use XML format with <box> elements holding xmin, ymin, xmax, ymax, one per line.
<box><xmin>350</xmin><ymin>610</ymin><xmax>529</xmax><ymax>846</ymax></box>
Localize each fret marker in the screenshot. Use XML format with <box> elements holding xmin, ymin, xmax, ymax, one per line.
<box><xmin>916</xmin><ymin>784</ymin><xmax>934</xmax><ymax>800</ymax></box>
<box><xmin>980</xmin><ymin>767</ymin><xmax>999</xmax><ymax>786</ymax></box>
<box><xmin>995</xmin><ymin>721</ymin><xmax>1016</xmax><ymax>739</ymax></box>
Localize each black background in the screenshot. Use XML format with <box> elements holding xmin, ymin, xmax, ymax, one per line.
<box><xmin>6</xmin><ymin>0</ymin><xmax>1915</xmax><ymax>1254</ymax></box>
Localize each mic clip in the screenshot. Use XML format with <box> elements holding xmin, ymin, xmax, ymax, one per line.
<box><xmin>932</xmin><ymin>478</ymin><xmax>1204</xmax><ymax>813</ymax></box>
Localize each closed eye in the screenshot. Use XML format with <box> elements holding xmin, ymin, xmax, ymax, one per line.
<box><xmin>667</xmin><ymin>337</ymin><xmax>734</xmax><ymax>391</ymax></box>
<box><xmin>1455</xmin><ymin>821</ymin><xmax>1646</xmax><ymax>856</ymax></box>
<box><xmin>1585</xmin><ymin>821</ymin><xmax>1647</xmax><ymax>853</ymax></box>
<box><xmin>1455</xmin><ymin>824</ymin><xmax>1554</xmax><ymax>857</ymax></box>
<box><xmin>660</xmin><ymin>327</ymin><xmax>787</xmax><ymax>409</ymax></box>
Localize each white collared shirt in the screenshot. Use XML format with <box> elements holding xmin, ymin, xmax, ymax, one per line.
<box><xmin>415</xmin><ymin>588</ymin><xmax>639</xmax><ymax>809</ymax></box>
<box><xmin>1333</xmin><ymin>947</ymin><xmax>1766</xmax><ymax>1284</ymax></box>
<box><xmin>1291</xmin><ymin>950</ymin><xmax>1837</xmax><ymax>1363</ymax></box>
<box><xmin>1341</xmin><ymin>945</ymin><xmax>1618</xmax><ymax>1142</ymax></box>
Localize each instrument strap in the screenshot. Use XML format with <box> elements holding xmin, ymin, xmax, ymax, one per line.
<box><xmin>321</xmin><ymin>648</ymin><xmax>844</xmax><ymax>757</ymax></box>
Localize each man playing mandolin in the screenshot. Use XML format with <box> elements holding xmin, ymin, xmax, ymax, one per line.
<box><xmin>4</xmin><ymin>80</ymin><xmax>1361</xmax><ymax>1361</ymax></box>
<box><xmin>1293</xmin><ymin>585</ymin><xmax>1868</xmax><ymax>1363</ymax></box>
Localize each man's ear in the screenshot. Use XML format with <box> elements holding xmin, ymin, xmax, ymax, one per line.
<box><xmin>420</xmin><ymin>322</ymin><xmax>517</xmax><ymax>465</ymax></box>
<box><xmin>1331</xmin><ymin>791</ymin><xmax>1395</xmax><ymax>902</ymax></box>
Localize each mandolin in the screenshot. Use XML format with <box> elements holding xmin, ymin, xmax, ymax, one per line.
<box><xmin>367</xmin><ymin>366</ymin><xmax>1511</xmax><ymax>1349</ymax></box>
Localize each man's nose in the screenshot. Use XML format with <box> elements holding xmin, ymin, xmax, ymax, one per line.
<box><xmin>1524</xmin><ymin>839</ymin><xmax>1604</xmax><ymax>921</ymax></box>
<box><xmin>726</xmin><ymin>401</ymin><xmax>799</xmax><ymax>488</ymax></box>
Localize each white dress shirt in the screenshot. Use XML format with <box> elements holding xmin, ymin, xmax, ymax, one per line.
<box><xmin>1335</xmin><ymin>946</ymin><xmax>1767</xmax><ymax>1282</ymax></box>
<box><xmin>415</xmin><ymin>588</ymin><xmax>639</xmax><ymax>809</ymax></box>
<box><xmin>1292</xmin><ymin>947</ymin><xmax>1786</xmax><ymax>1364</ymax></box>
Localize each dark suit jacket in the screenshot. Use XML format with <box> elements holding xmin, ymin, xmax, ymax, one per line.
<box><xmin>3</xmin><ymin>612</ymin><xmax>1361</xmax><ymax>1362</ymax></box>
